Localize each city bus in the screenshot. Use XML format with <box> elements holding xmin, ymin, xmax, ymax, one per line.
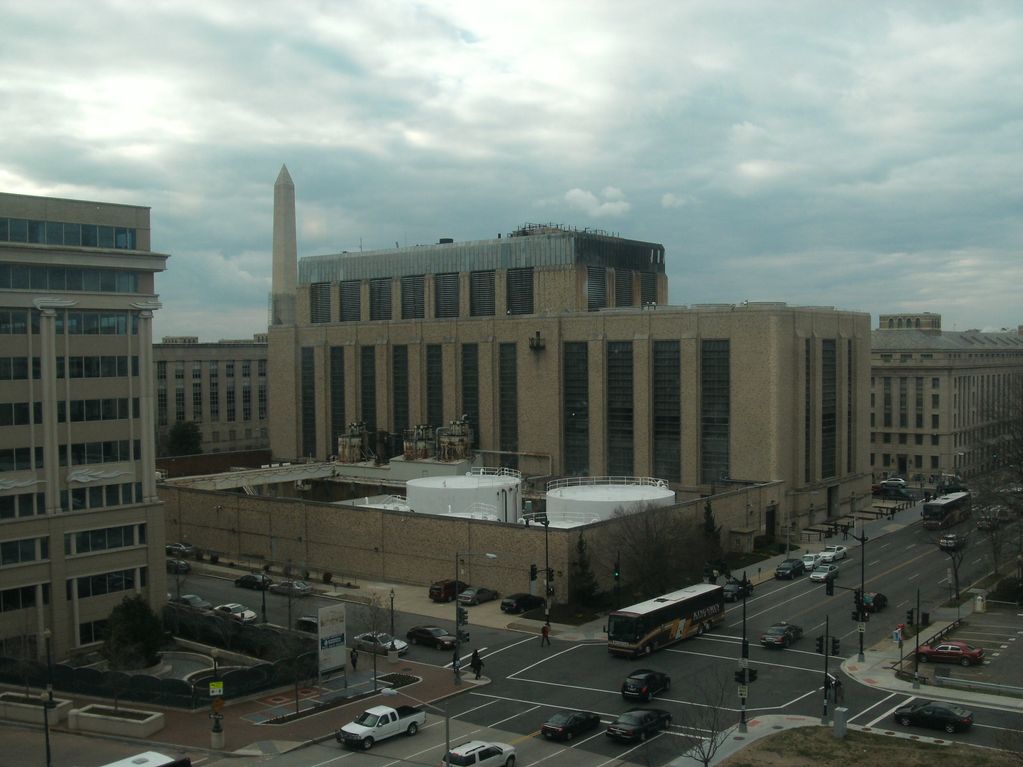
<box><xmin>606</xmin><ymin>583</ymin><xmax>725</xmax><ymax>657</ymax></box>
<box><xmin>921</xmin><ymin>491</ymin><xmax>972</xmax><ymax>530</ymax></box>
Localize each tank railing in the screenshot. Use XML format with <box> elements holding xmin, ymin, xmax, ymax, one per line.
<box><xmin>523</xmin><ymin>509</ymin><xmax>607</xmax><ymax>525</ymax></box>
<box><xmin>546</xmin><ymin>476</ymin><xmax>669</xmax><ymax>492</ymax></box>
<box><xmin>468</xmin><ymin>466</ymin><xmax>522</xmax><ymax>479</ymax></box>
<box><xmin>464</xmin><ymin>502</ymin><xmax>498</xmax><ymax>516</ymax></box>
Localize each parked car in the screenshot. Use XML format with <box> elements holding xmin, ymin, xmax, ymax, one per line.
<box><xmin>406</xmin><ymin>625</ymin><xmax>456</xmax><ymax>650</ymax></box>
<box><xmin>819</xmin><ymin>545</ymin><xmax>847</xmax><ymax>562</ymax></box>
<box><xmin>722</xmin><ymin>580</ymin><xmax>754</xmax><ymax>602</ymax></box>
<box><xmin>500</xmin><ymin>593</ymin><xmax>545</xmax><ymax>614</ymax></box>
<box><xmin>214</xmin><ymin>603</ymin><xmax>257</xmax><ymax>623</ymax></box>
<box><xmin>541</xmin><ymin>709</ymin><xmax>601</xmax><ymax>741</ymax></box>
<box><xmin>760</xmin><ymin>621</ymin><xmax>803</xmax><ymax>648</ymax></box>
<box><xmin>165</xmin><ymin>542</ymin><xmax>195</xmax><ymax>557</ymax></box>
<box><xmin>171</xmin><ymin>593</ymin><xmax>211</xmax><ymax>610</ymax></box>
<box><xmin>429</xmin><ymin>579</ymin><xmax>470</xmax><ymax>603</ymax></box>
<box><xmin>235</xmin><ymin>572</ymin><xmax>273</xmax><ymax>590</ymax></box>
<box><xmin>801</xmin><ymin>552</ymin><xmax>823</xmax><ymax>570</ymax></box>
<box><xmin>605</xmin><ymin>709</ymin><xmax>672</xmax><ymax>742</ymax></box>
<box><xmin>861</xmin><ymin>592</ymin><xmax>887</xmax><ymax>613</ymax></box>
<box><xmin>269</xmin><ymin>579</ymin><xmax>312</xmax><ymax>597</ymax></box>
<box><xmin>893</xmin><ymin>700</ymin><xmax>973</xmax><ymax>733</ymax></box>
<box><xmin>458</xmin><ymin>587</ymin><xmax>499</xmax><ymax>605</ymax></box>
<box><xmin>621</xmin><ymin>669</ymin><xmax>671</xmax><ymax>701</ymax></box>
<box><xmin>916</xmin><ymin>640</ymin><xmax>984</xmax><ymax>666</ymax></box>
<box><xmin>354</xmin><ymin>631</ymin><xmax>409</xmax><ymax>656</ymax></box>
<box><xmin>166</xmin><ymin>558</ymin><xmax>191</xmax><ymax>574</ymax></box>
<box><xmin>442</xmin><ymin>740</ymin><xmax>516</xmax><ymax>767</ymax></box>
<box><xmin>809</xmin><ymin>564</ymin><xmax>839</xmax><ymax>583</ymax></box>
<box><xmin>295</xmin><ymin>616</ymin><xmax>318</xmax><ymax>633</ymax></box>
<box><xmin>774</xmin><ymin>559</ymin><xmax>806</xmax><ymax>579</ymax></box>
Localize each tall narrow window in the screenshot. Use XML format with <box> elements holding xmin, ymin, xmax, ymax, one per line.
<box><xmin>329</xmin><ymin>346</ymin><xmax>345</xmax><ymax>454</ymax></box>
<box><xmin>309</xmin><ymin>282</ymin><xmax>331</xmax><ymax>323</ymax></box>
<box><xmin>499</xmin><ymin>343</ymin><xmax>518</xmax><ymax>469</ymax></box>
<box><xmin>434</xmin><ymin>273</ymin><xmax>459</xmax><ymax>318</ymax></box>
<box><xmin>587</xmin><ymin>266</ymin><xmax>607</xmax><ymax>311</ymax></box>
<box><xmin>847</xmin><ymin>341</ymin><xmax>854</xmax><ymax>473</ymax></box>
<box><xmin>392</xmin><ymin>345</ymin><xmax>409</xmax><ymax>435</ymax></box>
<box><xmin>640</xmin><ymin>271</ymin><xmax>657</xmax><ymax>305</ymax></box>
<box><xmin>360</xmin><ymin>346</ymin><xmax>376</xmax><ymax>432</ymax></box>
<box><xmin>821</xmin><ymin>339</ymin><xmax>836</xmax><ymax>479</ymax></box>
<box><xmin>461</xmin><ymin>344</ymin><xmax>479</xmax><ymax>447</ymax></box>
<box><xmin>426</xmin><ymin>344</ymin><xmax>443</xmax><ymax>427</ymax></box>
<box><xmin>470</xmin><ymin>271</ymin><xmax>495</xmax><ymax>317</ymax></box>
<box><xmin>607</xmin><ymin>341</ymin><xmax>634</xmax><ymax>476</ymax></box>
<box><xmin>653</xmin><ymin>340</ymin><xmax>681</xmax><ymax>482</ymax></box>
<box><xmin>369</xmin><ymin>278</ymin><xmax>392</xmax><ymax>321</ymax></box>
<box><xmin>300</xmin><ymin>347</ymin><xmax>316</xmax><ymax>457</ymax></box>
<box><xmin>615</xmin><ymin>271</ymin><xmax>633</xmax><ymax>307</ymax></box>
<box><xmin>563</xmin><ymin>342</ymin><xmax>589</xmax><ymax>476</ymax></box>
<box><xmin>700</xmin><ymin>340</ymin><xmax>730</xmax><ymax>484</ymax></box>
<box><xmin>340</xmin><ymin>280</ymin><xmax>361</xmax><ymax>322</ymax></box>
<box><xmin>505</xmin><ymin>268</ymin><xmax>534</xmax><ymax>315</ymax></box>
<box><xmin>400</xmin><ymin>275</ymin><xmax>425</xmax><ymax>319</ymax></box>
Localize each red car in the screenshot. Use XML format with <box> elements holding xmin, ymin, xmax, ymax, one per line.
<box><xmin>916</xmin><ymin>640</ymin><xmax>984</xmax><ymax>667</ymax></box>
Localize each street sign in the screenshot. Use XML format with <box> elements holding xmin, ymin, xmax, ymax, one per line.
<box><xmin>738</xmin><ymin>685</ymin><xmax>749</xmax><ymax>698</ymax></box>
<box><xmin>211</xmin><ymin>697</ymin><xmax>224</xmax><ymax>713</ymax></box>
<box><xmin>209</xmin><ymin>680</ymin><xmax>224</xmax><ymax>697</ymax></box>
<box><xmin>857</xmin><ymin>623</ymin><xmax>866</xmax><ymax>633</ymax></box>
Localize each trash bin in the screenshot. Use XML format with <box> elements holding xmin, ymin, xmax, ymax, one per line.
<box><xmin>975</xmin><ymin>594</ymin><xmax>987</xmax><ymax>613</ymax></box>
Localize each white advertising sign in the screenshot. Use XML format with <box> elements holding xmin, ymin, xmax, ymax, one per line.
<box><xmin>318</xmin><ymin>603</ymin><xmax>347</xmax><ymax>674</ymax></box>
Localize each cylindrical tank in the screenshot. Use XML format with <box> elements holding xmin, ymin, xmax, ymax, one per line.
<box><xmin>407</xmin><ymin>473</ymin><xmax>522</xmax><ymax>522</ymax></box>
<box><xmin>545</xmin><ymin>477</ymin><xmax>675</xmax><ymax>525</ymax></box>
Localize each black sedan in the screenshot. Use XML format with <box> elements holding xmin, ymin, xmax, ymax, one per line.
<box><xmin>723</xmin><ymin>579</ymin><xmax>754</xmax><ymax>601</ymax></box>
<box><xmin>893</xmin><ymin>700</ymin><xmax>973</xmax><ymax>733</ymax></box>
<box><xmin>774</xmin><ymin>558</ymin><xmax>806</xmax><ymax>579</ymax></box>
<box><xmin>621</xmin><ymin>669</ymin><xmax>670</xmax><ymax>701</ymax></box>
<box><xmin>760</xmin><ymin>621</ymin><xmax>803</xmax><ymax>648</ymax></box>
<box><xmin>235</xmin><ymin>573</ymin><xmax>273</xmax><ymax>590</ymax></box>
<box><xmin>171</xmin><ymin>593</ymin><xmax>211</xmax><ymax>610</ymax></box>
<box><xmin>500</xmin><ymin>593</ymin><xmax>545</xmax><ymax>614</ymax></box>
<box><xmin>406</xmin><ymin>625</ymin><xmax>456</xmax><ymax>650</ymax></box>
<box><xmin>541</xmin><ymin>710</ymin><xmax>600</xmax><ymax>741</ymax></box>
<box><xmin>606</xmin><ymin>709</ymin><xmax>672</xmax><ymax>742</ymax></box>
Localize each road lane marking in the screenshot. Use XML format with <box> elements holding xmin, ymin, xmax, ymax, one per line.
<box><xmin>489</xmin><ymin>704</ymin><xmax>540</xmax><ymax>728</ymax></box>
<box><xmin>847</xmin><ymin>691</ymin><xmax>899</xmax><ymax>723</ymax></box>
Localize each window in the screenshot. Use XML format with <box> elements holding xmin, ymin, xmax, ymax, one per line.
<box><xmin>461</xmin><ymin>344</ymin><xmax>479</xmax><ymax>447</ymax></box>
<box><xmin>310</xmin><ymin>282</ymin><xmax>331</xmax><ymax>323</ymax></box>
<box><xmin>360</xmin><ymin>346</ymin><xmax>377</xmax><ymax>432</ymax></box>
<box><xmin>192</xmin><ymin>382</ymin><xmax>202</xmax><ymax>422</ymax></box>
<box><xmin>1</xmin><ymin>584</ymin><xmax>48</xmax><ymax>613</ymax></box>
<box><xmin>426</xmin><ymin>344</ymin><xmax>443</xmax><ymax>427</ymax></box>
<box><xmin>615</xmin><ymin>271</ymin><xmax>633</xmax><ymax>307</ymax></box>
<box><xmin>804</xmin><ymin>339</ymin><xmax>812</xmax><ymax>482</ymax></box>
<box><xmin>932</xmin><ymin>377</ymin><xmax>940</xmax><ymax>388</ymax></box>
<box><xmin>434</xmin><ymin>273</ymin><xmax>459</xmax><ymax>318</ymax></box>
<box><xmin>563</xmin><ymin>342</ymin><xmax>589</xmax><ymax>476</ymax></box>
<box><xmin>932</xmin><ymin>414</ymin><xmax>939</xmax><ymax>428</ymax></box>
<box><xmin>506</xmin><ymin>267</ymin><xmax>534</xmax><ymax>315</ymax></box>
<box><xmin>400</xmin><ymin>275</ymin><xmax>425</xmax><ymax>319</ymax></box>
<box><xmin>700</xmin><ymin>340</ymin><xmax>730</xmax><ymax>484</ymax></box>
<box><xmin>78</xmin><ymin>619</ymin><xmax>108</xmax><ymax>645</ymax></box>
<box><xmin>370</xmin><ymin>278</ymin><xmax>392</xmax><ymax>321</ymax></box>
<box><xmin>0</xmin><ymin>537</ymin><xmax>46</xmax><ymax>566</ymax></box>
<box><xmin>587</xmin><ymin>266</ymin><xmax>607</xmax><ymax>311</ymax></box>
<box><xmin>931</xmin><ymin>455</ymin><xmax>939</xmax><ymax>469</ymax></box>
<box><xmin>340</xmin><ymin>280</ymin><xmax>361</xmax><ymax>322</ymax></box>
<box><xmin>931</xmin><ymin>435</ymin><xmax>939</xmax><ymax>446</ymax></box>
<box><xmin>821</xmin><ymin>340</ymin><xmax>836</xmax><ymax>478</ymax></box>
<box><xmin>226</xmin><ymin>388</ymin><xmax>235</xmax><ymax>422</ymax></box>
<box><xmin>301</xmin><ymin>347</ymin><xmax>317</xmax><ymax>457</ymax></box>
<box><xmin>652</xmin><ymin>340</ymin><xmax>681</xmax><ymax>482</ymax></box>
<box><xmin>392</xmin><ymin>346</ymin><xmax>409</xmax><ymax>436</ymax></box>
<box><xmin>469</xmin><ymin>270</ymin><xmax>495</xmax><ymax>316</ymax></box>
<box><xmin>330</xmin><ymin>346</ymin><xmax>345</xmax><ymax>453</ymax></box>
<box><xmin>499</xmin><ymin>343</ymin><xmax>518</xmax><ymax>469</ymax></box>
<box><xmin>932</xmin><ymin>393</ymin><xmax>939</xmax><ymax>408</ymax></box>
<box><xmin>606</xmin><ymin>341</ymin><xmax>634</xmax><ymax>475</ymax></box>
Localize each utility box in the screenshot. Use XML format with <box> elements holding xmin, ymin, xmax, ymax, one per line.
<box><xmin>975</xmin><ymin>594</ymin><xmax>987</xmax><ymax>613</ymax></box>
<box><xmin>832</xmin><ymin>707</ymin><xmax>849</xmax><ymax>738</ymax></box>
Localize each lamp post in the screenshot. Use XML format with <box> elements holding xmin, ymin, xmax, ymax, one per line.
<box><xmin>913</xmin><ymin>589</ymin><xmax>921</xmax><ymax>689</ymax></box>
<box><xmin>389</xmin><ymin>588</ymin><xmax>396</xmax><ymax>651</ymax></box>
<box><xmin>737</xmin><ymin>572</ymin><xmax>752</xmax><ymax>734</ymax></box>
<box><xmin>211</xmin><ymin>648</ymin><xmax>224</xmax><ymax>747</ymax></box>
<box><xmin>852</xmin><ymin>517</ymin><xmax>868</xmax><ymax>662</ymax></box>
<box><xmin>542</xmin><ymin>516</ymin><xmax>551</xmax><ymax>627</ymax></box>
<box><xmin>381</xmin><ymin>687</ymin><xmax>451</xmax><ymax>767</ymax></box>
<box><xmin>453</xmin><ymin>550</ymin><xmax>496</xmax><ymax>685</ymax></box>
<box><xmin>42</xmin><ymin>629</ymin><xmax>53</xmax><ymax>767</ymax></box>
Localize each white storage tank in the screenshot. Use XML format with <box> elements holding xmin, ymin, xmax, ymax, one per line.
<box><xmin>406</xmin><ymin>468</ymin><xmax>522</xmax><ymax>522</ymax></box>
<box><xmin>544</xmin><ymin>477</ymin><xmax>675</xmax><ymax>526</ymax></box>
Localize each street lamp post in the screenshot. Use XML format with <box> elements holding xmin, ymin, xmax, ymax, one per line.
<box><xmin>453</xmin><ymin>550</ymin><xmax>496</xmax><ymax>685</ymax></box>
<box><xmin>852</xmin><ymin>517</ymin><xmax>868</xmax><ymax>662</ymax></box>
<box><xmin>542</xmin><ymin>516</ymin><xmax>551</xmax><ymax>626</ymax></box>
<box><xmin>737</xmin><ymin>572</ymin><xmax>752</xmax><ymax>734</ymax></box>
<box><xmin>42</xmin><ymin>629</ymin><xmax>53</xmax><ymax>767</ymax></box>
<box><xmin>381</xmin><ymin>687</ymin><xmax>451</xmax><ymax>767</ymax></box>
<box><xmin>389</xmin><ymin>588</ymin><xmax>396</xmax><ymax>651</ymax></box>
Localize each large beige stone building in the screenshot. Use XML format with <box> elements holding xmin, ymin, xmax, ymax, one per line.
<box><xmin>154</xmin><ymin>334</ymin><xmax>269</xmax><ymax>455</ymax></box>
<box><xmin>870</xmin><ymin>313</ymin><xmax>1023</xmax><ymax>484</ymax></box>
<box><xmin>0</xmin><ymin>192</ymin><xmax>168</xmax><ymax>660</ymax></box>
<box><xmin>266</xmin><ymin>167</ymin><xmax>873</xmax><ymax>538</ymax></box>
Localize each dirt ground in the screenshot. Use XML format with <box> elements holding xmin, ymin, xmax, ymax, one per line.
<box><xmin>717</xmin><ymin>726</ymin><xmax>1021</xmax><ymax>767</ymax></box>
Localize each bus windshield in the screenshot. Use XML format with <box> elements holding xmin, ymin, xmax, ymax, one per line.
<box><xmin>607</xmin><ymin>614</ymin><xmax>639</xmax><ymax>642</ymax></box>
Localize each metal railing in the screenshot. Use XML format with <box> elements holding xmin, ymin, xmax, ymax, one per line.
<box><xmin>546</xmin><ymin>475</ymin><xmax>669</xmax><ymax>492</ymax></box>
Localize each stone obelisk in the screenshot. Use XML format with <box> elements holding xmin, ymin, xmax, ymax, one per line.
<box><xmin>271</xmin><ymin>164</ymin><xmax>297</xmax><ymax>326</ymax></box>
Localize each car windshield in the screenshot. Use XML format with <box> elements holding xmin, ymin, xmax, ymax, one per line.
<box><xmin>607</xmin><ymin>615</ymin><xmax>639</xmax><ymax>642</ymax></box>
<box><xmin>427</xmin><ymin>628</ymin><xmax>444</xmax><ymax>637</ymax></box>
<box><xmin>375</xmin><ymin>634</ymin><xmax>393</xmax><ymax>645</ymax></box>
<box><xmin>547</xmin><ymin>713</ymin><xmax>571</xmax><ymax>726</ymax></box>
<box><xmin>766</xmin><ymin>626</ymin><xmax>786</xmax><ymax>635</ymax></box>
<box><xmin>353</xmin><ymin>712</ymin><xmax>379</xmax><ymax>726</ymax></box>
<box><xmin>617</xmin><ymin>712</ymin><xmax>643</xmax><ymax>725</ymax></box>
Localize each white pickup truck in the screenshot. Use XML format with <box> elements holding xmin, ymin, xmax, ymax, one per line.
<box><xmin>336</xmin><ymin>704</ymin><xmax>425</xmax><ymax>750</ymax></box>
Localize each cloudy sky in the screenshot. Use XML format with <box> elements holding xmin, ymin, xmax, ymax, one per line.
<box><xmin>3</xmin><ymin>1</ymin><xmax>1021</xmax><ymax>340</ymax></box>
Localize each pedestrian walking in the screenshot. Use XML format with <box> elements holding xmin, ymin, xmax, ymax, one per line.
<box><xmin>470</xmin><ymin>649</ymin><xmax>484</xmax><ymax>680</ymax></box>
<box><xmin>833</xmin><ymin>678</ymin><xmax>844</xmax><ymax>705</ymax></box>
<box><xmin>350</xmin><ymin>647</ymin><xmax>359</xmax><ymax>671</ymax></box>
<box><xmin>841</xmin><ymin>524</ymin><xmax>849</xmax><ymax>541</ymax></box>
<box><xmin>540</xmin><ymin>623</ymin><xmax>551</xmax><ymax>647</ymax></box>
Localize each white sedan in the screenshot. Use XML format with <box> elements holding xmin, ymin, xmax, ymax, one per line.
<box><xmin>353</xmin><ymin>631</ymin><xmax>409</xmax><ymax>656</ymax></box>
<box><xmin>820</xmin><ymin>545</ymin><xmax>848</xmax><ymax>562</ymax></box>
<box><xmin>214</xmin><ymin>602</ymin><xmax>258</xmax><ymax>623</ymax></box>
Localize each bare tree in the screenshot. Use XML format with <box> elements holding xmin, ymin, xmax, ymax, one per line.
<box><xmin>364</xmin><ymin>593</ymin><xmax>386</xmax><ymax>692</ymax></box>
<box><xmin>673</xmin><ymin>667</ymin><xmax>735</xmax><ymax>767</ymax></box>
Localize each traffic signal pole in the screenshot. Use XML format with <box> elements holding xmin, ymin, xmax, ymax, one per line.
<box><xmin>820</xmin><ymin>614</ymin><xmax>830</xmax><ymax>725</ymax></box>
<box><xmin>852</xmin><ymin>520</ymin><xmax>868</xmax><ymax>662</ymax></box>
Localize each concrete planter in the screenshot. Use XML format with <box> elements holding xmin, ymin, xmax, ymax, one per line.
<box><xmin>69</xmin><ymin>704</ymin><xmax>165</xmax><ymax>738</ymax></box>
<box><xmin>0</xmin><ymin>692</ymin><xmax>72</xmax><ymax>724</ymax></box>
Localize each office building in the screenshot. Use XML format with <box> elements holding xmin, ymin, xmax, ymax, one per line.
<box><xmin>0</xmin><ymin>192</ymin><xmax>168</xmax><ymax>660</ymax></box>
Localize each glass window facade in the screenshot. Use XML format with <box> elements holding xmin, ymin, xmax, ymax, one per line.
<box><xmin>392</xmin><ymin>345</ymin><xmax>409</xmax><ymax>435</ymax></box>
<box><xmin>563</xmin><ymin>342</ymin><xmax>589</xmax><ymax>475</ymax></box>
<box><xmin>461</xmin><ymin>344</ymin><xmax>479</xmax><ymax>447</ymax></box>
<box><xmin>498</xmin><ymin>343</ymin><xmax>518</xmax><ymax>468</ymax></box>
<box><xmin>606</xmin><ymin>341</ymin><xmax>634</xmax><ymax>476</ymax></box>
<box><xmin>652</xmin><ymin>340</ymin><xmax>681</xmax><ymax>482</ymax></box>
<box><xmin>360</xmin><ymin>345</ymin><xmax>376</xmax><ymax>432</ymax></box>
<box><xmin>300</xmin><ymin>347</ymin><xmax>316</xmax><ymax>457</ymax></box>
<box><xmin>700</xmin><ymin>340</ymin><xmax>730</xmax><ymax>484</ymax></box>
<box><xmin>329</xmin><ymin>346</ymin><xmax>345</xmax><ymax>454</ymax></box>
<box><xmin>426</xmin><ymin>344</ymin><xmax>443</xmax><ymax>427</ymax></box>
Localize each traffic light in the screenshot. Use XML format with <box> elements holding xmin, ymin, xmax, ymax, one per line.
<box><xmin>825</xmin><ymin>579</ymin><xmax>834</xmax><ymax>596</ymax></box>
<box><xmin>853</xmin><ymin>589</ymin><xmax>862</xmax><ymax>608</ymax></box>
<box><xmin>850</xmin><ymin>610</ymin><xmax>860</xmax><ymax>622</ymax></box>
<box><xmin>613</xmin><ymin>558</ymin><xmax>621</xmax><ymax>581</ymax></box>
<box><xmin>456</xmin><ymin>606</ymin><xmax>468</xmax><ymax>626</ymax></box>
<box><xmin>747</xmin><ymin>668</ymin><xmax>758</xmax><ymax>683</ymax></box>
<box><xmin>734</xmin><ymin>669</ymin><xmax>744</xmax><ymax>683</ymax></box>
<box><xmin>530</xmin><ymin>563</ymin><xmax>538</xmax><ymax>581</ymax></box>
<box><xmin>831</xmin><ymin>637</ymin><xmax>840</xmax><ymax>656</ymax></box>
<box><xmin>733</xmin><ymin>668</ymin><xmax>758</xmax><ymax>683</ymax></box>
<box><xmin>906</xmin><ymin>609</ymin><xmax>915</xmax><ymax>625</ymax></box>
<box><xmin>815</xmin><ymin>635</ymin><xmax>824</xmax><ymax>654</ymax></box>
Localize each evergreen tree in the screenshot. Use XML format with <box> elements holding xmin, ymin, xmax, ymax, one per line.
<box><xmin>569</xmin><ymin>533</ymin><xmax>599</xmax><ymax>606</ymax></box>
<box><xmin>103</xmin><ymin>595</ymin><xmax>163</xmax><ymax>670</ymax></box>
